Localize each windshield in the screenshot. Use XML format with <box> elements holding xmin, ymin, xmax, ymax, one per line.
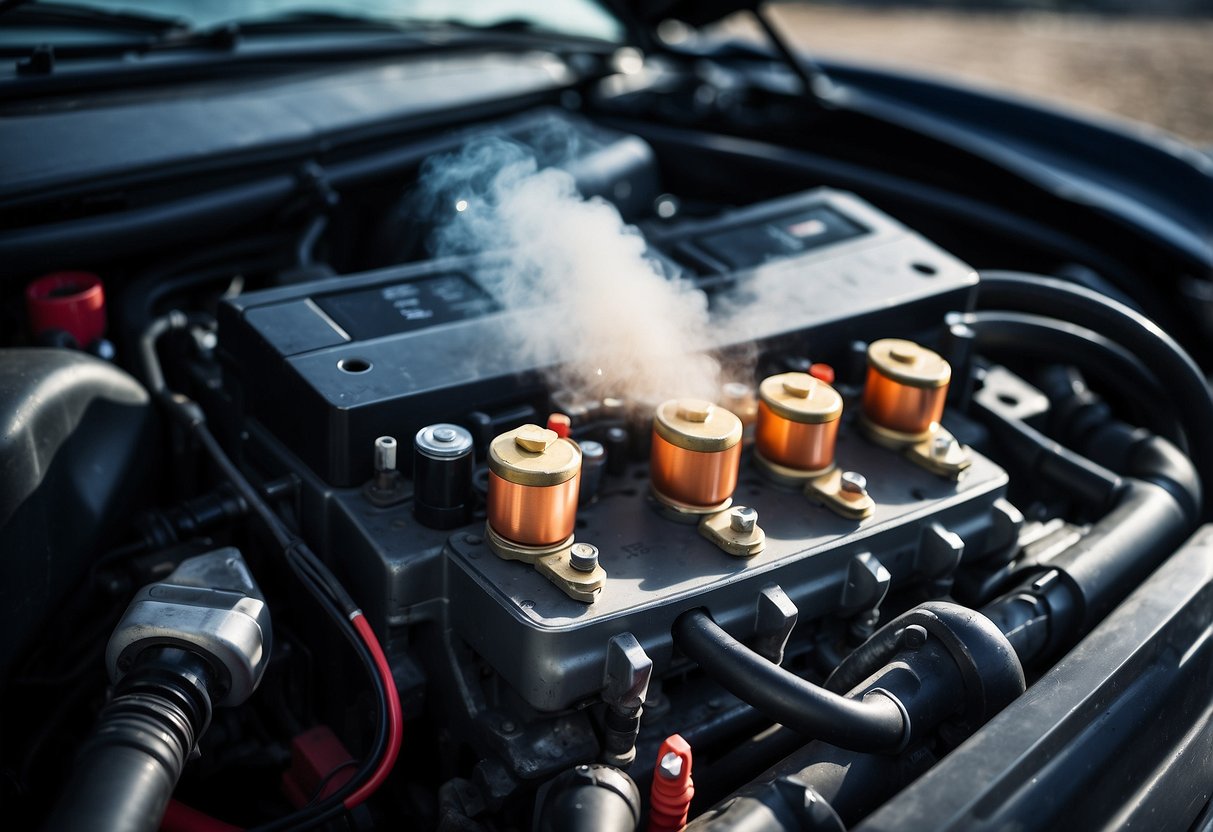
<box><xmin>1</xmin><ymin>0</ymin><xmax>625</xmax><ymax>43</ymax></box>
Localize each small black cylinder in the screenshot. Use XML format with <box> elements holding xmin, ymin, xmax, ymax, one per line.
<box><xmin>578</xmin><ymin>440</ymin><xmax>606</xmax><ymax>504</ymax></box>
<box><xmin>414</xmin><ymin>423</ymin><xmax>475</xmax><ymax>529</ymax></box>
<box><xmin>604</xmin><ymin>427</ymin><xmax>630</xmax><ymax>476</ymax></box>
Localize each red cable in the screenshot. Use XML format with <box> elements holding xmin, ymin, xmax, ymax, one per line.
<box><xmin>343</xmin><ymin>611</ymin><xmax>403</xmax><ymax>809</ymax></box>
<box><xmin>161</xmin><ymin>612</ymin><xmax>400</xmax><ymax>831</ymax></box>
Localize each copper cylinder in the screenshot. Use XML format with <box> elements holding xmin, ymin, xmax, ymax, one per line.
<box><xmin>486</xmin><ymin>472</ymin><xmax>579</xmax><ymax>546</ymax></box>
<box><xmin>650</xmin><ymin>399</ymin><xmax>742</xmax><ymax>507</ymax></box>
<box><xmin>862</xmin><ymin>339</ymin><xmax>951</xmax><ymax>437</ymax></box>
<box><xmin>755</xmin><ymin>372</ymin><xmax>842</xmax><ymax>472</ymax></box>
<box><xmin>487</xmin><ymin>425</ymin><xmax>581</xmax><ymax>546</ymax></box>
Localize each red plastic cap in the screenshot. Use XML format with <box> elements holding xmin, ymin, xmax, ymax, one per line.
<box><xmin>809</xmin><ymin>362</ymin><xmax>836</xmax><ymax>385</ymax></box>
<box><xmin>649</xmin><ymin>733</ymin><xmax>694</xmax><ymax>832</ymax></box>
<box><xmin>280</xmin><ymin>725</ymin><xmax>357</xmax><ymax>809</ymax></box>
<box><xmin>547</xmin><ymin>413</ymin><xmax>572</xmax><ymax>439</ymax></box>
<box><xmin>25</xmin><ymin>271</ymin><xmax>106</xmax><ymax>347</ymax></box>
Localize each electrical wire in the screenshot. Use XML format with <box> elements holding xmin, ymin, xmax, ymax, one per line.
<box><xmin>140</xmin><ymin>314</ymin><xmax>403</xmax><ymax>829</ymax></box>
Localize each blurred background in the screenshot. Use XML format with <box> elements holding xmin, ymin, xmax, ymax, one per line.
<box><xmin>719</xmin><ymin>1</ymin><xmax>1213</xmax><ymax>144</ymax></box>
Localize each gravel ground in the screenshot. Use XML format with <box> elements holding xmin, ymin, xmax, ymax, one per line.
<box><xmin>751</xmin><ymin>4</ymin><xmax>1213</xmax><ymax>145</ymax></box>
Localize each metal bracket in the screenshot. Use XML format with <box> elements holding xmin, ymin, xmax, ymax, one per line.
<box><xmin>753</xmin><ymin>585</ymin><xmax>799</xmax><ymax>664</ymax></box>
<box><xmin>805</xmin><ymin>468</ymin><xmax>875</xmax><ymax>520</ymax></box>
<box><xmin>699</xmin><ymin>505</ymin><xmax>766</xmax><ymax>557</ymax></box>
<box><xmin>840</xmin><ymin>551</ymin><xmax>891</xmax><ymax>614</ymax></box>
<box><xmin>485</xmin><ymin>524</ymin><xmax>605</xmax><ymax>604</ymax></box>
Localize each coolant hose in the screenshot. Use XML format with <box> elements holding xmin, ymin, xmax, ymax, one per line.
<box><xmin>672</xmin><ymin>610</ymin><xmax>906</xmax><ymax>752</ymax></box>
<box><xmin>44</xmin><ymin>648</ymin><xmax>215</xmax><ymax>832</ymax></box>
<box><xmin>977</xmin><ymin>271</ymin><xmax>1213</xmax><ymax>514</ymax></box>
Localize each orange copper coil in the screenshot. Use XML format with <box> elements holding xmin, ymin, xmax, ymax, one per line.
<box><xmin>486</xmin><ymin>424</ymin><xmax>582</xmax><ymax>547</ymax></box>
<box><xmin>756</xmin><ymin>401</ymin><xmax>840</xmax><ymax>471</ymax></box>
<box><xmin>755</xmin><ymin>372</ymin><xmax>842</xmax><ymax>473</ymax></box>
<box><xmin>650</xmin><ymin>434</ymin><xmax>742</xmax><ymax>507</ymax></box>
<box><xmin>650</xmin><ymin>399</ymin><xmax>743</xmax><ymax>508</ymax></box>
<box><xmin>861</xmin><ymin>339</ymin><xmax>951</xmax><ymax>438</ymax></box>
<box><xmin>486</xmin><ymin>471</ymin><xmax>580</xmax><ymax>547</ymax></box>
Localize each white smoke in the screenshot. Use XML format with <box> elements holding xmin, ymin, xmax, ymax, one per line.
<box><xmin>418</xmin><ymin>128</ymin><xmax>722</xmax><ymax>405</ymax></box>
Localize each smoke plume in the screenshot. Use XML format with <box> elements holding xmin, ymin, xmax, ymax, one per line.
<box><xmin>417</xmin><ymin>127</ymin><xmax>722</xmax><ymax>406</ymax></box>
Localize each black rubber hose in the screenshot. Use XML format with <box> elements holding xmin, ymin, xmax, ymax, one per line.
<box><xmin>45</xmin><ymin>648</ymin><xmax>214</xmax><ymax>832</ymax></box>
<box><xmin>963</xmin><ymin>310</ymin><xmax>1183</xmax><ymax>448</ymax></box>
<box><xmin>983</xmin><ymin>479</ymin><xmax>1191</xmax><ymax>664</ymax></box>
<box><xmin>1050</xmin><ymin>479</ymin><xmax>1190</xmax><ymax>633</ymax></box>
<box><xmin>672</xmin><ymin>610</ymin><xmax>906</xmax><ymax>753</ymax></box>
<box><xmin>977</xmin><ymin>271</ymin><xmax>1213</xmax><ymax>513</ymax></box>
<box><xmin>970</xmin><ymin>394</ymin><xmax>1122</xmax><ymax>514</ymax></box>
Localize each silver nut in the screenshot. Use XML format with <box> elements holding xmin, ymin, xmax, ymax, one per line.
<box><xmin>932</xmin><ymin>434</ymin><xmax>955</xmax><ymax>459</ymax></box>
<box><xmin>730</xmin><ymin>505</ymin><xmax>758</xmax><ymax>533</ymax></box>
<box><xmin>839</xmin><ymin>471</ymin><xmax>868</xmax><ymax>497</ymax></box>
<box><xmin>570</xmin><ymin>542</ymin><xmax>600</xmax><ymax>573</ymax></box>
<box><xmin>659</xmin><ymin>751</ymin><xmax>683</xmax><ymax>779</ymax></box>
<box><xmin>374</xmin><ymin>436</ymin><xmax>397</xmax><ymax>472</ymax></box>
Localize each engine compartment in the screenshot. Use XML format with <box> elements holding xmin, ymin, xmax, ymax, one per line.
<box><xmin>3</xmin><ymin>94</ymin><xmax>1212</xmax><ymax>832</ymax></box>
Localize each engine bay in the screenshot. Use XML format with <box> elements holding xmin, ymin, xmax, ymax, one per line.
<box><xmin>3</xmin><ymin>96</ymin><xmax>1212</xmax><ymax>832</ymax></box>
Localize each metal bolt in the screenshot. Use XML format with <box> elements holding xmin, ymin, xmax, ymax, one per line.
<box><xmin>782</xmin><ymin>375</ymin><xmax>816</xmax><ymax>399</ymax></box>
<box><xmin>659</xmin><ymin>751</ymin><xmax>683</xmax><ymax>779</ymax></box>
<box><xmin>515</xmin><ymin>424</ymin><xmax>556</xmax><ymax>453</ymax></box>
<box><xmin>570</xmin><ymin>542</ymin><xmax>600</xmax><ymax>573</ymax></box>
<box><xmin>676</xmin><ymin>399</ymin><xmax>713</xmax><ymax>423</ymax></box>
<box><xmin>433</xmin><ymin>427</ymin><xmax>457</xmax><ymax>443</ymax></box>
<box><xmin>932</xmin><ymin>434</ymin><xmax>955</xmax><ymax>460</ymax></box>
<box><xmin>839</xmin><ymin>471</ymin><xmax>868</xmax><ymax>500</ymax></box>
<box><xmin>730</xmin><ymin>505</ymin><xmax>758</xmax><ymax>534</ymax></box>
<box><xmin>374</xmin><ymin>436</ymin><xmax>397</xmax><ymax>472</ymax></box>
<box><xmin>901</xmin><ymin>624</ymin><xmax>929</xmax><ymax>649</ymax></box>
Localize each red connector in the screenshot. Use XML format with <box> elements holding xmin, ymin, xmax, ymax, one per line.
<box><xmin>547</xmin><ymin>413</ymin><xmax>572</xmax><ymax>438</ymax></box>
<box><xmin>808</xmin><ymin>362</ymin><xmax>836</xmax><ymax>385</ymax></box>
<box><xmin>649</xmin><ymin>734</ymin><xmax>694</xmax><ymax>832</ymax></box>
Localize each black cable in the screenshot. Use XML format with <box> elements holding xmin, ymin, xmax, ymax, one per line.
<box><xmin>139</xmin><ymin>314</ymin><xmax>390</xmax><ymax>830</ymax></box>
<box><xmin>306</xmin><ymin>759</ymin><xmax>359</xmax><ymax>806</ymax></box>
<box><xmin>977</xmin><ymin>271</ymin><xmax>1213</xmax><ymax>515</ymax></box>
<box><xmin>672</xmin><ymin>610</ymin><xmax>906</xmax><ymax>753</ymax></box>
<box><xmin>187</xmin><ymin>417</ymin><xmax>388</xmax><ymax>832</ymax></box>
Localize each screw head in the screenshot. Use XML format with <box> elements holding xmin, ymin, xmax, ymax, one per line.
<box><xmin>730</xmin><ymin>505</ymin><xmax>758</xmax><ymax>533</ymax></box>
<box><xmin>839</xmin><ymin>471</ymin><xmax>868</xmax><ymax>497</ymax></box>
<box><xmin>659</xmin><ymin>751</ymin><xmax>683</xmax><ymax>779</ymax></box>
<box><xmin>570</xmin><ymin>542</ymin><xmax>600</xmax><ymax>572</ymax></box>
<box><xmin>932</xmin><ymin>434</ymin><xmax>955</xmax><ymax>459</ymax></box>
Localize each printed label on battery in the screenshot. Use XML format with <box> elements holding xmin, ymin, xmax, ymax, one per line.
<box><xmin>314</xmin><ymin>274</ymin><xmax>499</xmax><ymax>340</ymax></box>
